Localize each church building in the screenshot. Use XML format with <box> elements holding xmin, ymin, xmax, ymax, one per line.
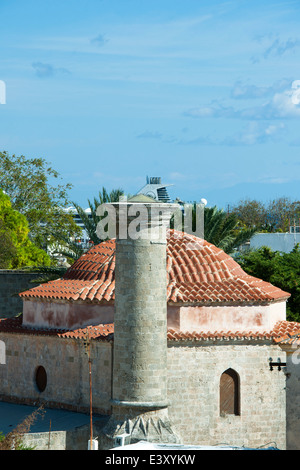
<box><xmin>0</xmin><ymin>200</ymin><xmax>299</xmax><ymax>450</ymax></box>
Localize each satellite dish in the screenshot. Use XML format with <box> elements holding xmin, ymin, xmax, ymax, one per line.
<box><xmin>200</xmin><ymin>198</ymin><xmax>207</xmax><ymax>206</ymax></box>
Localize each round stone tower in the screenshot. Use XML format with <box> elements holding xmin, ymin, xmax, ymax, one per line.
<box><xmin>100</xmin><ymin>200</ymin><xmax>181</xmax><ymax>448</ymax></box>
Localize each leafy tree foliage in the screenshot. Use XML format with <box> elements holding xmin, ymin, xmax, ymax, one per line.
<box><xmin>175</xmin><ymin>203</ymin><xmax>256</xmax><ymax>254</ymax></box>
<box><xmin>230</xmin><ymin>197</ymin><xmax>300</xmax><ymax>232</ymax></box>
<box><xmin>51</xmin><ymin>235</ymin><xmax>86</xmax><ymax>265</ymax></box>
<box><xmin>203</xmin><ymin>205</ymin><xmax>256</xmax><ymax>254</ymax></box>
<box><xmin>0</xmin><ymin>190</ymin><xmax>51</xmax><ymax>268</ymax></box>
<box><xmin>236</xmin><ymin>245</ymin><xmax>300</xmax><ymax>322</ymax></box>
<box><xmin>0</xmin><ymin>219</ymin><xmax>17</xmax><ymax>268</ymax></box>
<box><xmin>0</xmin><ymin>151</ymin><xmax>81</xmax><ymax>249</ymax></box>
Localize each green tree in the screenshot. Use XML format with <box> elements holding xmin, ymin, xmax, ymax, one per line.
<box><xmin>229</xmin><ymin>199</ymin><xmax>267</xmax><ymax>230</ymax></box>
<box><xmin>178</xmin><ymin>204</ymin><xmax>255</xmax><ymax>254</ymax></box>
<box><xmin>266</xmin><ymin>197</ymin><xmax>300</xmax><ymax>232</ymax></box>
<box><xmin>0</xmin><ymin>190</ymin><xmax>51</xmax><ymax>268</ymax></box>
<box><xmin>230</xmin><ymin>197</ymin><xmax>300</xmax><ymax>233</ymax></box>
<box><xmin>51</xmin><ymin>235</ymin><xmax>85</xmax><ymax>265</ymax></box>
<box><xmin>0</xmin><ymin>219</ymin><xmax>17</xmax><ymax>268</ymax></box>
<box><xmin>172</xmin><ymin>203</ymin><xmax>255</xmax><ymax>254</ymax></box>
<box><xmin>203</xmin><ymin>205</ymin><xmax>256</xmax><ymax>253</ymax></box>
<box><xmin>236</xmin><ymin>245</ymin><xmax>300</xmax><ymax>322</ymax></box>
<box><xmin>0</xmin><ymin>151</ymin><xmax>81</xmax><ymax>250</ymax></box>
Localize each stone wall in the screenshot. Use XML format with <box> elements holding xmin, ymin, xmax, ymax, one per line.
<box><xmin>283</xmin><ymin>347</ymin><xmax>300</xmax><ymax>450</ymax></box>
<box><xmin>0</xmin><ymin>332</ymin><xmax>112</xmax><ymax>415</ymax></box>
<box><xmin>167</xmin><ymin>340</ymin><xmax>287</xmax><ymax>450</ymax></box>
<box><xmin>0</xmin><ymin>330</ymin><xmax>288</xmax><ymax>449</ymax></box>
<box><xmin>22</xmin><ymin>419</ymin><xmax>108</xmax><ymax>450</ymax></box>
<box><xmin>0</xmin><ymin>271</ymin><xmax>41</xmax><ymax>319</ymax></box>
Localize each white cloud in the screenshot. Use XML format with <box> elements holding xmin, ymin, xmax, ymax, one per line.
<box><xmin>184</xmin><ymin>81</ymin><xmax>300</xmax><ymax>121</ymax></box>
<box><xmin>184</xmin><ymin>103</ymin><xmax>236</xmax><ymax>119</ymax></box>
<box><xmin>90</xmin><ymin>33</ymin><xmax>108</xmax><ymax>47</ymax></box>
<box><xmin>264</xmin><ymin>37</ymin><xmax>300</xmax><ymax>59</ymax></box>
<box><xmin>230</xmin><ymin>79</ymin><xmax>292</xmax><ymax>100</ymax></box>
<box><xmin>251</xmin><ymin>36</ymin><xmax>300</xmax><ymax>63</ymax></box>
<box><xmin>137</xmin><ymin>130</ymin><xmax>163</xmax><ymax>139</ymax></box>
<box><xmin>271</xmin><ymin>81</ymin><xmax>300</xmax><ymax>117</ymax></box>
<box><xmin>32</xmin><ymin>62</ymin><xmax>71</xmax><ymax>78</ymax></box>
<box><xmin>218</xmin><ymin>122</ymin><xmax>285</xmax><ymax>146</ymax></box>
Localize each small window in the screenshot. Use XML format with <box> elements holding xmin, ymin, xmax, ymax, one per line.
<box><xmin>220</xmin><ymin>368</ymin><xmax>240</xmax><ymax>416</ymax></box>
<box><xmin>0</xmin><ymin>340</ymin><xmax>5</xmax><ymax>365</ymax></box>
<box><xmin>35</xmin><ymin>366</ymin><xmax>47</xmax><ymax>392</ymax></box>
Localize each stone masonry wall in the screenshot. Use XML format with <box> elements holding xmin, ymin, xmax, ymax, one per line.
<box><xmin>284</xmin><ymin>348</ymin><xmax>300</xmax><ymax>450</ymax></box>
<box><xmin>167</xmin><ymin>341</ymin><xmax>286</xmax><ymax>449</ymax></box>
<box><xmin>0</xmin><ymin>271</ymin><xmax>41</xmax><ymax>319</ymax></box>
<box><xmin>0</xmin><ymin>332</ymin><xmax>112</xmax><ymax>415</ymax></box>
<box><xmin>113</xmin><ymin>236</ymin><xmax>168</xmax><ymax>406</ymax></box>
<box><xmin>22</xmin><ymin>420</ymin><xmax>108</xmax><ymax>450</ymax></box>
<box><xmin>0</xmin><ymin>331</ymin><xmax>288</xmax><ymax>449</ymax></box>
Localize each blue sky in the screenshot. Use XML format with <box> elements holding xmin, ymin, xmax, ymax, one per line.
<box><xmin>1</xmin><ymin>0</ymin><xmax>300</xmax><ymax>209</ymax></box>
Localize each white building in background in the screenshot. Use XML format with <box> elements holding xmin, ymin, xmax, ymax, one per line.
<box><xmin>250</xmin><ymin>226</ymin><xmax>300</xmax><ymax>253</ymax></box>
<box><xmin>63</xmin><ymin>206</ymin><xmax>93</xmax><ymax>249</ymax></box>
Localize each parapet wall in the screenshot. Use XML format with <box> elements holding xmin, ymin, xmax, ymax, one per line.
<box><xmin>0</xmin><ymin>270</ymin><xmax>41</xmax><ymax>318</ymax></box>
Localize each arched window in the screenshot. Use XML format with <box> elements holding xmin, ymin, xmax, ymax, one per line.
<box><xmin>220</xmin><ymin>368</ymin><xmax>240</xmax><ymax>416</ymax></box>
<box><xmin>35</xmin><ymin>366</ymin><xmax>47</xmax><ymax>393</ymax></box>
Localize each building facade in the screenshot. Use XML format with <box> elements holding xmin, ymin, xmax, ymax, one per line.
<box><xmin>0</xmin><ymin>225</ymin><xmax>299</xmax><ymax>449</ymax></box>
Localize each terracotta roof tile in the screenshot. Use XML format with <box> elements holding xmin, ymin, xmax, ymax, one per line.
<box><xmin>0</xmin><ymin>316</ymin><xmax>114</xmax><ymax>341</ymax></box>
<box><xmin>1</xmin><ymin>317</ymin><xmax>299</xmax><ymax>344</ymax></box>
<box><xmin>167</xmin><ymin>320</ymin><xmax>300</xmax><ymax>342</ymax></box>
<box><xmin>272</xmin><ymin>321</ymin><xmax>300</xmax><ymax>345</ymax></box>
<box><xmin>19</xmin><ymin>230</ymin><xmax>290</xmax><ymax>305</ymax></box>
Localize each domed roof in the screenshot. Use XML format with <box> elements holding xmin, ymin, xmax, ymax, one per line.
<box><xmin>20</xmin><ymin>230</ymin><xmax>290</xmax><ymax>304</ymax></box>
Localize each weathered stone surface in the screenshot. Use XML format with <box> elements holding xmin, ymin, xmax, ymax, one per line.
<box><xmin>99</xmin><ymin>407</ymin><xmax>181</xmax><ymax>450</ymax></box>
<box><xmin>0</xmin><ymin>332</ymin><xmax>112</xmax><ymax>415</ymax></box>
<box><xmin>101</xmin><ymin>202</ymin><xmax>180</xmax><ymax>448</ymax></box>
<box><xmin>167</xmin><ymin>341</ymin><xmax>286</xmax><ymax>449</ymax></box>
<box><xmin>0</xmin><ymin>271</ymin><xmax>41</xmax><ymax>318</ymax></box>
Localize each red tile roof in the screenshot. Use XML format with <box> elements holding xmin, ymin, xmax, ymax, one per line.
<box><xmin>273</xmin><ymin>321</ymin><xmax>300</xmax><ymax>346</ymax></box>
<box><xmin>1</xmin><ymin>317</ymin><xmax>299</xmax><ymax>344</ymax></box>
<box><xmin>0</xmin><ymin>316</ymin><xmax>114</xmax><ymax>341</ymax></box>
<box><xmin>168</xmin><ymin>321</ymin><xmax>300</xmax><ymax>342</ymax></box>
<box><xmin>19</xmin><ymin>230</ymin><xmax>290</xmax><ymax>304</ymax></box>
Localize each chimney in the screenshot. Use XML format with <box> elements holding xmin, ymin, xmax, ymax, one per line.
<box><xmin>100</xmin><ymin>200</ymin><xmax>181</xmax><ymax>449</ymax></box>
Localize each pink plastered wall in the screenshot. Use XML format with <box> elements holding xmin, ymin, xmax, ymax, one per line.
<box><xmin>23</xmin><ymin>300</ymin><xmax>114</xmax><ymax>330</ymax></box>
<box><xmin>23</xmin><ymin>299</ymin><xmax>286</xmax><ymax>333</ymax></box>
<box><xmin>167</xmin><ymin>302</ymin><xmax>286</xmax><ymax>333</ymax></box>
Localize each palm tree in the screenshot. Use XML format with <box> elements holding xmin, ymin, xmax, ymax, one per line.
<box><xmin>203</xmin><ymin>205</ymin><xmax>256</xmax><ymax>254</ymax></box>
<box><xmin>171</xmin><ymin>203</ymin><xmax>256</xmax><ymax>254</ymax></box>
<box><xmin>72</xmin><ymin>187</ymin><xmax>124</xmax><ymax>245</ymax></box>
<box><xmin>171</xmin><ymin>202</ymin><xmax>255</xmax><ymax>254</ymax></box>
<box><xmin>23</xmin><ymin>187</ymin><xmax>125</xmax><ymax>284</ymax></box>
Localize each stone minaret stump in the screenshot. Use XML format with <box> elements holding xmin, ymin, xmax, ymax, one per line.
<box><xmin>100</xmin><ymin>201</ymin><xmax>181</xmax><ymax>448</ymax></box>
